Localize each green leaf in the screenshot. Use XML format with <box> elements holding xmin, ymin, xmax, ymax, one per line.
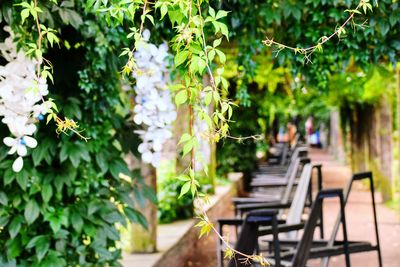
<box><xmin>190</xmin><ymin>182</ymin><xmax>196</xmax><ymax>198</ymax></box>
<box><xmin>0</xmin><ymin>215</ymin><xmax>10</xmax><ymax>228</ymax></box>
<box><xmin>4</xmin><ymin>169</ymin><xmax>15</xmax><ymax>185</ymax></box>
<box><xmin>87</xmin><ymin>201</ymin><xmax>100</xmax><ymax>216</ymax></box>
<box><xmin>8</xmin><ymin>217</ymin><xmax>22</xmax><ymax>239</ymax></box>
<box><xmin>216</xmin><ymin>10</ymin><xmax>229</xmax><ymax>20</ymax></box>
<box><xmin>213</xmin><ymin>91</ymin><xmax>220</xmax><ymax>104</ymax></box>
<box><xmin>213</xmin><ymin>38</ymin><xmax>222</xmax><ymax>47</ymax></box>
<box><xmin>0</xmin><ymin>191</ymin><xmax>8</xmax><ymax>205</ymax></box>
<box><xmin>174</xmin><ymin>50</ymin><xmax>189</xmax><ymax>67</ymax></box>
<box><xmin>146</xmin><ymin>14</ymin><xmax>154</xmax><ymax>25</ymax></box>
<box><xmin>125</xmin><ymin>207</ymin><xmax>148</xmax><ymax>229</ymax></box>
<box><xmin>179</xmin><ymin>181</ymin><xmax>191</xmax><ymax>198</ymax></box>
<box><xmin>70</xmin><ymin>212</ymin><xmax>84</xmax><ymax>232</ymax></box>
<box><xmin>21</xmin><ymin>9</ymin><xmax>30</xmax><ymax>23</ymax></box>
<box><xmin>204</xmin><ymin>91</ymin><xmax>213</xmax><ymax>106</ymax></box>
<box><xmin>6</xmin><ymin>236</ymin><xmax>22</xmax><ymax>258</ymax></box>
<box><xmin>26</xmin><ymin>235</ymin><xmax>49</xmax><ymax>262</ymax></box>
<box><xmin>0</xmin><ymin>159</ymin><xmax>12</xmax><ymax>169</ymax></box>
<box><xmin>219</xmin><ymin>23</ymin><xmax>229</xmax><ymax>39</ymax></box>
<box><xmin>160</xmin><ymin>4</ymin><xmax>168</xmax><ymax>19</ymax></box>
<box><xmin>182</xmin><ymin>140</ymin><xmax>193</xmax><ymax>157</ymax></box>
<box><xmin>378</xmin><ymin>21</ymin><xmax>390</xmax><ymax>36</ymax></box>
<box><xmin>208</xmin><ymin>49</ymin><xmax>216</xmax><ymax>61</ymax></box>
<box><xmin>32</xmin><ymin>140</ymin><xmax>49</xmax><ymax>166</ymax></box>
<box><xmin>109</xmin><ymin>159</ymin><xmax>130</xmax><ymax>179</ymax></box>
<box><xmin>216</xmin><ymin>50</ymin><xmax>226</xmax><ymax>63</ymax></box>
<box><xmin>178</xmin><ymin>133</ymin><xmax>192</xmax><ymax>145</ymax></box>
<box><xmin>208</xmin><ymin>6</ymin><xmax>215</xmax><ymax>18</ymax></box>
<box><xmin>16</xmin><ymin>170</ymin><xmax>29</xmax><ymax>191</ymax></box>
<box><xmin>95</xmin><ymin>153</ymin><xmax>108</xmax><ymax>173</ymax></box>
<box><xmin>68</xmin><ymin>147</ymin><xmax>81</xmax><ymax>167</ymax></box>
<box><xmin>48</xmin><ymin>216</ymin><xmax>62</xmax><ymax>233</ymax></box>
<box><xmin>58</xmin><ymin>8</ymin><xmax>83</xmax><ymax>29</ymax></box>
<box><xmin>104</xmin><ymin>225</ymin><xmax>119</xmax><ymax>240</ymax></box>
<box><xmin>41</xmin><ymin>184</ymin><xmax>53</xmax><ymax>203</ymax></box>
<box><xmin>175</xmin><ymin>90</ymin><xmax>188</xmax><ymax>106</ymax></box>
<box><xmin>24</xmin><ymin>199</ymin><xmax>40</xmax><ymax>224</ymax></box>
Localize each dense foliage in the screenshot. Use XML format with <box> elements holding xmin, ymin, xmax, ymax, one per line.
<box><xmin>221</xmin><ymin>0</ymin><xmax>399</xmax><ymax>89</ymax></box>
<box><xmin>216</xmin><ymin>0</ymin><xmax>399</xmax><ymax>175</ymax></box>
<box><xmin>0</xmin><ymin>2</ymin><xmax>155</xmax><ymax>266</ymax></box>
<box><xmin>158</xmin><ymin>174</ymin><xmax>195</xmax><ymax>223</ymax></box>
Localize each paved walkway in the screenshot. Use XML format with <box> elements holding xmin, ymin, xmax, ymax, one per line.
<box><xmin>185</xmin><ymin>148</ymin><xmax>400</xmax><ymax>266</ymax></box>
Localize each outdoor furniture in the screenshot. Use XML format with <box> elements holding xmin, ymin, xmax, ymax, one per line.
<box><xmin>266</xmin><ymin>189</ymin><xmax>351</xmax><ymax>267</ymax></box>
<box><xmin>218</xmin><ymin>164</ymin><xmax>325</xmax><ymax>266</ymax></box>
<box><xmin>232</xmin><ymin>157</ymin><xmax>304</xmax><ymax>208</ymax></box>
<box><xmin>217</xmin><ymin>209</ymin><xmax>281</xmax><ymax>267</ymax></box>
<box><xmin>248</xmin><ymin>158</ymin><xmax>306</xmax><ymax>200</ymax></box>
<box><xmin>234</xmin><ymin>160</ymin><xmax>323</xmax><ymax>217</ymax></box>
<box><xmin>319</xmin><ymin>172</ymin><xmax>382</xmax><ymax>266</ymax></box>
<box><xmin>256</xmin><ymin>146</ymin><xmax>308</xmax><ymax>175</ymax></box>
<box><xmin>265</xmin><ymin>172</ymin><xmax>383</xmax><ymax>267</ymax></box>
<box><xmin>218</xmin><ymin>189</ymin><xmax>349</xmax><ymax>267</ymax></box>
<box><xmin>237</xmin><ymin>163</ymin><xmax>324</xmax><ymax>239</ymax></box>
<box><xmin>266</xmin><ymin>133</ymin><xmax>301</xmax><ymax>166</ymax></box>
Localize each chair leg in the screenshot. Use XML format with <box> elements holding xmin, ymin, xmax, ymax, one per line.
<box><xmin>369</xmin><ymin>175</ymin><xmax>383</xmax><ymax>267</ymax></box>
<box><xmin>218</xmin><ymin>223</ymin><xmax>223</xmax><ymax>267</ymax></box>
<box><xmin>271</xmin><ymin>215</ymin><xmax>281</xmax><ymax>267</ymax></box>
<box><xmin>339</xmin><ymin>193</ymin><xmax>351</xmax><ymax>267</ymax></box>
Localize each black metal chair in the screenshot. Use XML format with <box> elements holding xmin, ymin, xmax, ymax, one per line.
<box><xmin>218</xmin><ymin>164</ymin><xmax>325</xmax><ymax>266</ymax></box>
<box><xmin>265</xmin><ymin>172</ymin><xmax>382</xmax><ymax>267</ymax></box>
<box><xmin>218</xmin><ymin>189</ymin><xmax>350</xmax><ymax>267</ymax></box>
<box><xmin>217</xmin><ymin>209</ymin><xmax>281</xmax><ymax>267</ymax></box>
<box><xmin>319</xmin><ymin>171</ymin><xmax>383</xmax><ymax>267</ymax></box>
<box><xmin>275</xmin><ymin>189</ymin><xmax>351</xmax><ymax>267</ymax></box>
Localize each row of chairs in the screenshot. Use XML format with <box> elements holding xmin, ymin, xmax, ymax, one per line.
<box><xmin>216</xmin><ymin>146</ymin><xmax>383</xmax><ymax>267</ymax></box>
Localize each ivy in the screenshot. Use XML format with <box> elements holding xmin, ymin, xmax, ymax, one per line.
<box><xmin>0</xmin><ymin>1</ymin><xmax>154</xmax><ymax>266</ymax></box>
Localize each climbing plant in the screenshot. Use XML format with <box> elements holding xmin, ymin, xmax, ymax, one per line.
<box><xmin>0</xmin><ymin>1</ymin><xmax>155</xmax><ymax>266</ymax></box>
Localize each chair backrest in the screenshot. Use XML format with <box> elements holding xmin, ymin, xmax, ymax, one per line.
<box><xmin>290</xmin><ymin>133</ymin><xmax>301</xmax><ymax>151</ymax></box>
<box><xmin>228</xmin><ymin>210</ymin><xmax>279</xmax><ymax>267</ymax></box>
<box><xmin>280</xmin><ymin>158</ymin><xmax>302</xmax><ymax>204</ymax></box>
<box><xmin>291</xmin><ymin>189</ymin><xmax>350</xmax><ymax>267</ymax></box>
<box><xmin>287</xmin><ymin>146</ymin><xmax>305</xmax><ymax>167</ymax></box>
<box><xmin>321</xmin><ymin>171</ymin><xmax>382</xmax><ymax>267</ymax></box>
<box><xmin>279</xmin><ymin>143</ymin><xmax>289</xmax><ymax>166</ymax></box>
<box><xmin>285</xmin><ymin>163</ymin><xmax>313</xmax><ymax>238</ymax></box>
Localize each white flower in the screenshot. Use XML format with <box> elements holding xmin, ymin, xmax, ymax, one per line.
<box><xmin>12</xmin><ymin>156</ymin><xmax>23</xmax><ymax>172</ymax></box>
<box><xmin>131</xmin><ymin>30</ymin><xmax>175</xmax><ymax>167</ymax></box>
<box><xmin>0</xmin><ymin>26</ymin><xmax>46</xmax><ymax>172</ymax></box>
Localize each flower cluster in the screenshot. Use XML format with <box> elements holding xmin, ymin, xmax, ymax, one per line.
<box><xmin>0</xmin><ymin>27</ymin><xmax>48</xmax><ymax>172</ymax></box>
<box><xmin>132</xmin><ymin>30</ymin><xmax>176</xmax><ymax>167</ymax></box>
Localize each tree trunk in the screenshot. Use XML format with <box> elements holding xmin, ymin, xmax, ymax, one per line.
<box><xmin>125</xmin><ymin>154</ymin><xmax>158</xmax><ymax>253</ymax></box>
<box><xmin>367</xmin><ymin>105</ymin><xmax>381</xmax><ymax>186</ymax></box>
<box><xmin>395</xmin><ymin>68</ymin><xmax>400</xmax><ymax>200</ymax></box>
<box><xmin>329</xmin><ymin>109</ymin><xmax>346</xmax><ymax>162</ymax></box>
<box><xmin>378</xmin><ymin>95</ymin><xmax>393</xmax><ymax>201</ymax></box>
<box><xmin>175</xmin><ymin>105</ymin><xmax>190</xmax><ymax>174</ymax></box>
<box><xmin>349</xmin><ymin>104</ymin><xmax>369</xmax><ymax>173</ymax></box>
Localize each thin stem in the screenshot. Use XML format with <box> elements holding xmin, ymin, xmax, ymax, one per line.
<box><xmin>190</xmin><ymin>96</ymin><xmax>195</xmax><ymax>171</ymax></box>
<box><xmin>263</xmin><ymin>1</ymin><xmax>363</xmax><ymax>54</ymax></box>
<box><xmin>139</xmin><ymin>0</ymin><xmax>149</xmax><ymax>38</ymax></box>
